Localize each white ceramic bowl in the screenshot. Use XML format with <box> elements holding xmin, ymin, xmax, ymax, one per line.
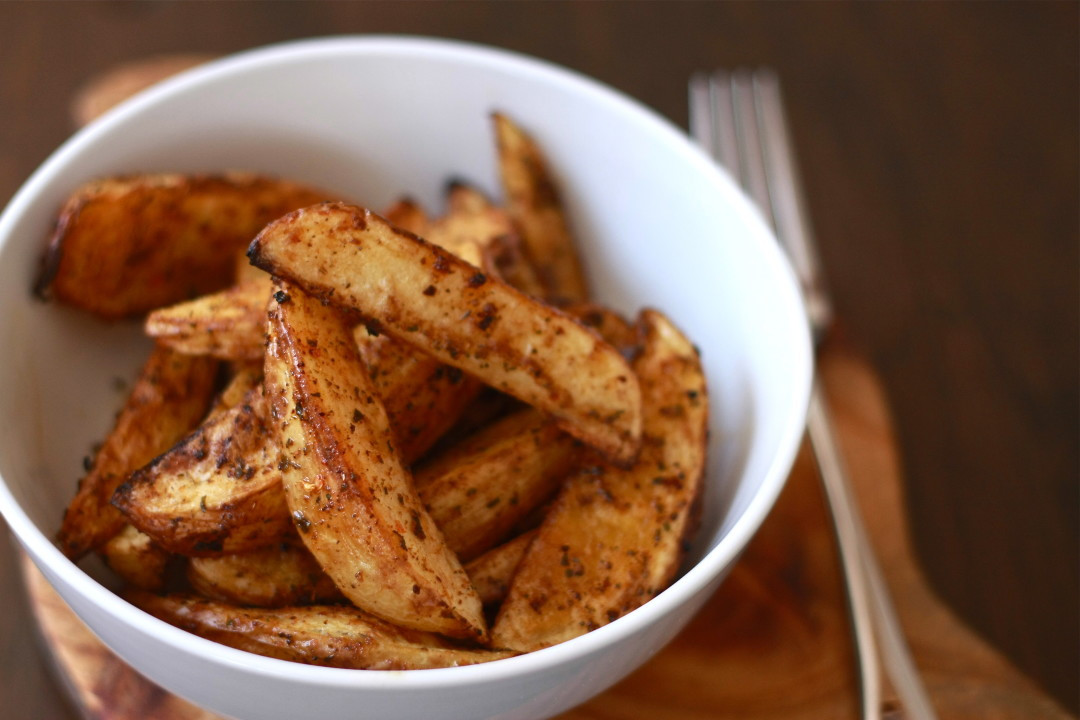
<box><xmin>0</xmin><ymin>37</ymin><xmax>811</xmax><ymax>720</ymax></box>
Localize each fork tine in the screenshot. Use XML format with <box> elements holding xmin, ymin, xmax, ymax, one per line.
<box><xmin>709</xmin><ymin>71</ymin><xmax>742</xmax><ymax>183</ymax></box>
<box><xmin>751</xmin><ymin>72</ymin><xmax>833</xmax><ymax>332</ymax></box>
<box><xmin>688</xmin><ymin>74</ymin><xmax>716</xmax><ymax>160</ymax></box>
<box><xmin>728</xmin><ymin>71</ymin><xmax>774</xmax><ymax>232</ymax></box>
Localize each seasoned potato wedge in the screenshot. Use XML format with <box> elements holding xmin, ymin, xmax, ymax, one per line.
<box><xmin>491</xmin><ymin>309</ymin><xmax>708</xmax><ymax>651</ymax></box>
<box><xmin>567</xmin><ymin>303</ymin><xmax>639</xmax><ymax>354</ymax></box>
<box><xmin>382</xmin><ymin>196</ymin><xmax>431</xmax><ymax>236</ymax></box>
<box><xmin>206</xmin><ymin>364</ymin><xmax>263</xmax><ymax>419</ymax></box>
<box><xmin>464</xmin><ymin>530</ymin><xmax>536</xmax><ymax>607</ymax></box>
<box><xmin>264</xmin><ymin>279</ymin><xmax>487</xmax><ymax>640</ymax></box>
<box><xmin>126</xmin><ymin>592</ymin><xmax>515</xmax><ymax>670</ymax></box>
<box><xmin>187</xmin><ymin>532</ymin><xmax>534</xmax><ymax>611</ymax></box>
<box><xmin>415</xmin><ymin>409</ymin><xmax>579</xmax><ymax>561</ymax></box>
<box><xmin>145</xmin><ymin>277</ymin><xmax>271</xmax><ymax>361</ymax></box>
<box><xmin>147</xmin><ymin>282</ymin><xmax>482</xmax><ymax>464</ymax></box>
<box><xmin>188</xmin><ymin>544</ymin><xmax>344</xmax><ymax>607</ymax></box>
<box><xmin>99</xmin><ymin>524</ymin><xmax>171</xmax><ymax>592</ymax></box>
<box><xmin>482</xmin><ymin>232</ymin><xmax>546</xmax><ymax>299</ymax></box>
<box><xmin>425</xmin><ymin>193</ymin><xmax>514</xmax><ymax>270</ymax></box>
<box><xmin>248</xmin><ymin>203</ymin><xmax>641</xmax><ymax>464</ymax></box>
<box><xmin>493</xmin><ymin>113</ymin><xmax>588</xmax><ymax>304</ymax></box>
<box><xmin>58</xmin><ymin>346</ymin><xmax>217</xmax><ymax>559</ymax></box>
<box><xmin>354</xmin><ymin>329</ymin><xmax>483</xmax><ymax>465</ymax></box>
<box><xmin>444</xmin><ymin>179</ymin><xmax>491</xmax><ymax>215</ymax></box>
<box><xmin>112</xmin><ymin>382</ymin><xmax>293</xmax><ymax>556</ymax></box>
<box><xmin>37</xmin><ymin>173</ymin><xmax>332</xmax><ymax>318</ymax></box>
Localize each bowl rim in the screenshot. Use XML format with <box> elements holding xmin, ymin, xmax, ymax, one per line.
<box><xmin>0</xmin><ymin>34</ymin><xmax>812</xmax><ymax>689</ymax></box>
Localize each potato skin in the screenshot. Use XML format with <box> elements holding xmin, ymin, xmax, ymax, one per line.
<box><xmin>491</xmin><ymin>309</ymin><xmax>708</xmax><ymax>652</ymax></box>
<box><xmin>58</xmin><ymin>345</ymin><xmax>217</xmax><ymax>559</ymax></box>
<box><xmin>464</xmin><ymin>530</ymin><xmax>536</xmax><ymax>607</ymax></box>
<box><xmin>493</xmin><ymin>112</ymin><xmax>589</xmax><ymax>305</ymax></box>
<box><xmin>112</xmin><ymin>383</ymin><xmax>293</xmax><ymax>556</ymax></box>
<box><xmin>126</xmin><ymin>592</ymin><xmax>515</xmax><ymax>670</ymax></box>
<box><xmin>354</xmin><ymin>329</ymin><xmax>483</xmax><ymax>466</ymax></box>
<box><xmin>145</xmin><ymin>277</ymin><xmax>271</xmax><ymax>361</ymax></box>
<box><xmin>248</xmin><ymin>203</ymin><xmax>641</xmax><ymax>465</ymax></box>
<box><xmin>415</xmin><ymin>409</ymin><xmax>579</xmax><ymax>561</ymax></box>
<box><xmin>187</xmin><ymin>544</ymin><xmax>345</xmax><ymax>607</ymax></box>
<box><xmin>264</xmin><ymin>279</ymin><xmax>487</xmax><ymax>640</ymax></box>
<box><xmin>99</xmin><ymin>524</ymin><xmax>171</xmax><ymax>592</ymax></box>
<box><xmin>36</xmin><ymin>173</ymin><xmax>332</xmax><ymax>319</ymax></box>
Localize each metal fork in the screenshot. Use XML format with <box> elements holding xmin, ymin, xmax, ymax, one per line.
<box><xmin>689</xmin><ymin>70</ymin><xmax>937</xmax><ymax>720</ymax></box>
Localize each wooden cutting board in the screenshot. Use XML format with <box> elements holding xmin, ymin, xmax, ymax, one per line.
<box><xmin>18</xmin><ymin>57</ymin><xmax>1073</xmax><ymax>720</ymax></box>
<box><xmin>20</xmin><ymin>342</ymin><xmax>1071</xmax><ymax>720</ymax></box>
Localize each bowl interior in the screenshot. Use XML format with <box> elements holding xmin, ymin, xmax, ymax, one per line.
<box><xmin>0</xmin><ymin>36</ymin><xmax>810</xmax><ymax>687</ymax></box>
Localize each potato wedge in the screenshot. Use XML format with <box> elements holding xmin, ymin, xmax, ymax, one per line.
<box><xmin>188</xmin><ymin>544</ymin><xmax>344</xmax><ymax>607</ymax></box>
<box><xmin>425</xmin><ymin>194</ymin><xmax>514</xmax><ymax>271</ymax></box>
<box><xmin>145</xmin><ymin>277</ymin><xmax>271</xmax><ymax>361</ymax></box>
<box><xmin>354</xmin><ymin>329</ymin><xmax>483</xmax><ymax>465</ymax></box>
<box><xmin>415</xmin><ymin>409</ymin><xmax>579</xmax><ymax>561</ymax></box>
<box><xmin>264</xmin><ymin>279</ymin><xmax>486</xmax><ymax>640</ymax></box>
<box><xmin>187</xmin><ymin>530</ymin><xmax>536</xmax><ymax>610</ymax></box>
<box><xmin>444</xmin><ymin>179</ymin><xmax>491</xmax><ymax>215</ymax></box>
<box><xmin>493</xmin><ymin>112</ymin><xmax>589</xmax><ymax>304</ymax></box>
<box><xmin>248</xmin><ymin>203</ymin><xmax>641</xmax><ymax>465</ymax></box>
<box><xmin>99</xmin><ymin>524</ymin><xmax>171</xmax><ymax>592</ymax></box>
<box><xmin>491</xmin><ymin>309</ymin><xmax>708</xmax><ymax>651</ymax></box>
<box><xmin>482</xmin><ymin>232</ymin><xmax>546</xmax><ymax>299</ymax></box>
<box><xmin>126</xmin><ymin>592</ymin><xmax>515</xmax><ymax>670</ymax></box>
<box><xmin>464</xmin><ymin>530</ymin><xmax>536</xmax><ymax>607</ymax></box>
<box><xmin>58</xmin><ymin>346</ymin><xmax>217</xmax><ymax>559</ymax></box>
<box><xmin>382</xmin><ymin>196</ymin><xmax>431</xmax><ymax>236</ymax></box>
<box><xmin>147</xmin><ymin>280</ymin><xmax>481</xmax><ymax>463</ymax></box>
<box><xmin>438</xmin><ymin>180</ymin><xmax>545</xmax><ymax>298</ymax></box>
<box><xmin>567</xmin><ymin>302</ymin><xmax>639</xmax><ymax>354</ymax></box>
<box><xmin>206</xmin><ymin>363</ymin><xmax>264</xmax><ymax>419</ymax></box>
<box><xmin>36</xmin><ymin>173</ymin><xmax>333</xmax><ymax>319</ymax></box>
<box><xmin>112</xmin><ymin>381</ymin><xmax>293</xmax><ymax>556</ymax></box>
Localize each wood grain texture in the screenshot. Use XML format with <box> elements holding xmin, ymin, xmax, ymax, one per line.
<box><xmin>18</xmin><ymin>344</ymin><xmax>1071</xmax><ymax>719</ymax></box>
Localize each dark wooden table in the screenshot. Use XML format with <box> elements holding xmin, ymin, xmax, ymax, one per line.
<box><xmin>1</xmin><ymin>2</ymin><xmax>1075</xmax><ymax>717</ymax></box>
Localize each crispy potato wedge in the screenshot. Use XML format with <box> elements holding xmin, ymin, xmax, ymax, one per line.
<box><xmin>58</xmin><ymin>346</ymin><xmax>217</xmax><ymax>559</ymax></box>
<box><xmin>464</xmin><ymin>530</ymin><xmax>536</xmax><ymax>607</ymax></box>
<box><xmin>206</xmin><ymin>363</ymin><xmax>263</xmax><ymax>419</ymax></box>
<box><xmin>425</xmin><ymin>196</ymin><xmax>512</xmax><ymax>270</ymax></box>
<box><xmin>248</xmin><ymin>203</ymin><xmax>641</xmax><ymax>465</ymax></box>
<box><xmin>112</xmin><ymin>379</ymin><xmax>293</xmax><ymax>556</ymax></box>
<box><xmin>493</xmin><ymin>113</ymin><xmax>588</xmax><ymax>305</ymax></box>
<box><xmin>126</xmin><ymin>592</ymin><xmax>515</xmax><ymax>669</ymax></box>
<box><xmin>188</xmin><ymin>544</ymin><xmax>344</xmax><ymax>607</ymax></box>
<box><xmin>233</xmin><ymin>245</ymin><xmax>269</xmax><ymax>285</ymax></box>
<box><xmin>99</xmin><ymin>524</ymin><xmax>171</xmax><ymax>592</ymax></box>
<box><xmin>483</xmin><ymin>232</ymin><xmax>546</xmax><ymax>299</ymax></box>
<box><xmin>382</xmin><ymin>196</ymin><xmax>431</xmax><ymax>236</ymax></box>
<box><xmin>439</xmin><ymin>180</ymin><xmax>545</xmax><ymax>297</ymax></box>
<box><xmin>187</xmin><ymin>530</ymin><xmax>536</xmax><ymax>610</ymax></box>
<box><xmin>354</xmin><ymin>329</ymin><xmax>483</xmax><ymax>465</ymax></box>
<box><xmin>491</xmin><ymin>309</ymin><xmax>708</xmax><ymax>652</ymax></box>
<box><xmin>120</xmin><ymin>409</ymin><xmax>564</xmax><ymax>569</ymax></box>
<box><xmin>415</xmin><ymin>409</ymin><xmax>579</xmax><ymax>561</ymax></box>
<box><xmin>37</xmin><ymin>173</ymin><xmax>333</xmax><ymax>319</ymax></box>
<box><xmin>147</xmin><ymin>280</ymin><xmax>481</xmax><ymax>463</ymax></box>
<box><xmin>264</xmin><ymin>279</ymin><xmax>487</xmax><ymax>640</ymax></box>
<box><xmin>567</xmin><ymin>303</ymin><xmax>639</xmax><ymax>354</ymax></box>
<box><xmin>145</xmin><ymin>277</ymin><xmax>271</xmax><ymax>361</ymax></box>
<box><xmin>444</xmin><ymin>179</ymin><xmax>491</xmax><ymax>215</ymax></box>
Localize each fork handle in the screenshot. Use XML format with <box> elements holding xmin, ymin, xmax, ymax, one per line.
<box><xmin>807</xmin><ymin>380</ymin><xmax>883</xmax><ymax>719</ymax></box>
